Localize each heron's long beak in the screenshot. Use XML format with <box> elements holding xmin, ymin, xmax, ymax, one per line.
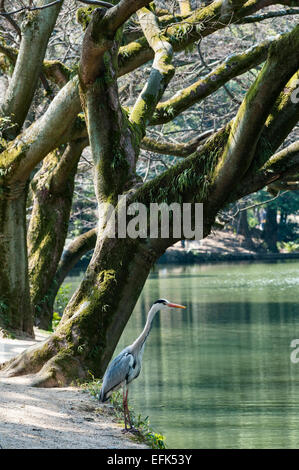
<box><xmin>167</xmin><ymin>302</ymin><xmax>186</xmax><ymax>309</ymax></box>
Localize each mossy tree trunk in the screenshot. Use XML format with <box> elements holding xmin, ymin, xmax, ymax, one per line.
<box><xmin>236</xmin><ymin>209</ymin><xmax>254</xmax><ymax>249</ymax></box>
<box><xmin>28</xmin><ymin>139</ymin><xmax>87</xmax><ymax>330</ymax></box>
<box><xmin>0</xmin><ymin>77</ymin><xmax>81</xmax><ymax>336</ymax></box>
<box><xmin>0</xmin><ymin>1</ymin><xmax>81</xmax><ymax>336</ymax></box>
<box><xmin>0</xmin><ymin>189</ymin><xmax>33</xmax><ymax>336</ymax></box>
<box><xmin>263</xmin><ymin>206</ymin><xmax>278</xmax><ymax>252</ymax></box>
<box><xmin>38</xmin><ymin>228</ymin><xmax>97</xmax><ymax>326</ymax></box>
<box><xmin>0</xmin><ymin>0</ymin><xmax>62</xmax><ymax>137</ymax></box>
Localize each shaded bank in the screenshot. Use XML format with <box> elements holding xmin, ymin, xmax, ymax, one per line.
<box><xmin>158</xmin><ymin>250</ymin><xmax>299</xmax><ymax>264</ymax></box>
<box><xmin>72</xmin><ymin>247</ymin><xmax>299</xmax><ymax>271</ymax></box>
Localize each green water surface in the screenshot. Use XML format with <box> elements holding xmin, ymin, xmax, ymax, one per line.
<box><xmin>67</xmin><ymin>260</ymin><xmax>299</xmax><ymax>448</ymax></box>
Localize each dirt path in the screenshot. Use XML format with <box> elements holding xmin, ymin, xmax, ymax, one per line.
<box><xmin>0</xmin><ymin>332</ymin><xmax>146</xmax><ymax>449</ymax></box>
<box><xmin>171</xmin><ymin>229</ymin><xmax>261</xmax><ymax>254</ymax></box>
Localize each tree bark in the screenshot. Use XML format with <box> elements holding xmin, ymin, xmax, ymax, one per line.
<box><xmin>178</xmin><ymin>0</ymin><xmax>192</xmax><ymax>15</ymax></box>
<box><xmin>28</xmin><ymin>140</ymin><xmax>87</xmax><ymax>330</ymax></box>
<box><xmin>0</xmin><ymin>188</ymin><xmax>33</xmax><ymax>336</ymax></box>
<box><xmin>236</xmin><ymin>209</ymin><xmax>255</xmax><ymax>250</ymax></box>
<box><xmin>0</xmin><ymin>0</ymin><xmax>63</xmax><ymax>136</ymax></box>
<box><xmin>0</xmin><ymin>79</ymin><xmax>81</xmax><ymax>336</ymax></box>
<box><xmin>263</xmin><ymin>206</ymin><xmax>278</xmax><ymax>252</ymax></box>
<box><xmin>35</xmin><ymin>228</ymin><xmax>97</xmax><ymax>328</ymax></box>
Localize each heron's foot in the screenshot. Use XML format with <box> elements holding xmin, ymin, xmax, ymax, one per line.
<box><xmin>121</xmin><ymin>426</ymin><xmax>131</xmax><ymax>434</ymax></box>
<box><xmin>128</xmin><ymin>426</ymin><xmax>140</xmax><ymax>434</ymax></box>
<box><xmin>122</xmin><ymin>426</ymin><xmax>140</xmax><ymax>435</ymax></box>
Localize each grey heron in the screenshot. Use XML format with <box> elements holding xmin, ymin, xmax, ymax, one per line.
<box><xmin>99</xmin><ymin>298</ymin><xmax>186</xmax><ymax>431</ymax></box>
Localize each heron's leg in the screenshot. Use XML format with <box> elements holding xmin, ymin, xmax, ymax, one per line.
<box><xmin>124</xmin><ymin>388</ymin><xmax>139</xmax><ymax>433</ymax></box>
<box><xmin>124</xmin><ymin>388</ymin><xmax>132</xmax><ymax>429</ymax></box>
<box><xmin>121</xmin><ymin>386</ymin><xmax>138</xmax><ymax>434</ymax></box>
<box><xmin>122</xmin><ymin>387</ymin><xmax>128</xmax><ymax>431</ymax></box>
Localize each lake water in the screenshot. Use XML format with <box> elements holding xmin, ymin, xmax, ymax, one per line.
<box><xmin>66</xmin><ymin>260</ymin><xmax>299</xmax><ymax>449</ymax></box>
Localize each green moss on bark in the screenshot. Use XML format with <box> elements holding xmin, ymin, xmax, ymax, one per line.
<box><xmin>76</xmin><ymin>6</ymin><xmax>97</xmax><ymax>30</ymax></box>
<box><xmin>28</xmin><ymin>144</ymin><xmax>82</xmax><ymax>330</ymax></box>
<box><xmin>0</xmin><ymin>186</ymin><xmax>33</xmax><ymax>336</ymax></box>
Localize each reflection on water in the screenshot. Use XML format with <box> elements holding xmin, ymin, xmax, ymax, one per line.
<box><xmin>67</xmin><ymin>261</ymin><xmax>299</xmax><ymax>448</ymax></box>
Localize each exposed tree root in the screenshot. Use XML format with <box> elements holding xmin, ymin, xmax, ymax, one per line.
<box><xmin>0</xmin><ymin>333</ymin><xmax>87</xmax><ymax>387</ymax></box>
<box><xmin>0</xmin><ymin>341</ymin><xmax>87</xmax><ymax>387</ymax></box>
<box><xmin>0</xmin><ymin>327</ymin><xmax>35</xmax><ymax>340</ymax></box>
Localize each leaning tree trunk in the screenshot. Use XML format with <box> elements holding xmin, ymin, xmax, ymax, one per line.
<box><xmin>37</xmin><ymin>228</ymin><xmax>97</xmax><ymax>327</ymax></box>
<box><xmin>236</xmin><ymin>209</ymin><xmax>254</xmax><ymax>250</ymax></box>
<box><xmin>0</xmin><ymin>188</ymin><xmax>33</xmax><ymax>337</ymax></box>
<box><xmin>28</xmin><ymin>140</ymin><xmax>86</xmax><ymax>330</ymax></box>
<box><xmin>0</xmin><ymin>231</ymin><xmax>166</xmax><ymax>386</ymax></box>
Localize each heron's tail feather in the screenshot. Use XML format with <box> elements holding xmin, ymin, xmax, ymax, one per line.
<box><xmin>98</xmin><ymin>388</ymin><xmax>109</xmax><ymax>403</ymax></box>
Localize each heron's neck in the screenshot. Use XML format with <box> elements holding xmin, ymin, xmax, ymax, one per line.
<box><xmin>132</xmin><ymin>305</ymin><xmax>159</xmax><ymax>351</ymax></box>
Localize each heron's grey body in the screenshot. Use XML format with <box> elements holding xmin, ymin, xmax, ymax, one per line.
<box><xmin>99</xmin><ymin>343</ymin><xmax>145</xmax><ymax>402</ymax></box>
<box><xmin>99</xmin><ymin>309</ymin><xmax>150</xmax><ymax>403</ymax></box>
<box><xmin>99</xmin><ymin>299</ymin><xmax>186</xmax><ymax>430</ymax></box>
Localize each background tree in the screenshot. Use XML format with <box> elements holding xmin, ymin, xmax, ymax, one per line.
<box><xmin>215</xmin><ymin>188</ymin><xmax>299</xmax><ymax>252</ymax></box>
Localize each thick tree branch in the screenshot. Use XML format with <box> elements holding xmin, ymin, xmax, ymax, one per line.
<box><xmin>0</xmin><ymin>0</ymin><xmax>63</xmax><ymax>16</ymax></box>
<box><xmin>77</xmin><ymin>0</ymin><xmax>114</xmax><ymax>7</ymax></box>
<box><xmin>79</xmin><ymin>4</ymin><xmax>144</xmax><ymax>201</ymax></box>
<box><xmin>0</xmin><ymin>40</ymin><xmax>17</xmax><ymax>71</ymax></box>
<box><xmin>0</xmin><ymin>0</ymin><xmax>64</xmax><ymax>134</ymax></box>
<box><xmin>55</xmin><ymin>228</ymin><xmax>97</xmax><ymax>284</ymax></box>
<box><xmin>151</xmin><ymin>37</ymin><xmax>273</xmax><ymax>125</ymax></box>
<box><xmin>233</xmin><ymin>141</ymin><xmax>299</xmax><ymax>200</ymax></box>
<box><xmin>263</xmin><ymin>142</ymin><xmax>299</xmax><ymax>186</ymax></box>
<box><xmin>29</xmin><ymin>227</ymin><xmax>98</xmax><ymax>329</ymax></box>
<box><xmin>141</xmin><ymin>130</ymin><xmax>214</xmax><ymax>157</ymax></box>
<box><xmin>129</xmin><ymin>5</ymin><xmax>174</xmax><ymax>132</ymax></box>
<box><xmin>249</xmin><ymin>71</ymin><xmax>299</xmax><ymax>171</ymax></box>
<box><xmin>79</xmin><ymin>1</ymin><xmax>153</xmax><ymax>86</ymax></box>
<box><xmin>51</xmin><ymin>138</ymin><xmax>89</xmax><ymax>194</ymax></box>
<box><xmin>0</xmin><ymin>77</ymin><xmax>81</xmax><ymax>183</ymax></box>
<box><xmin>262</xmin><ymin>141</ymin><xmax>299</xmax><ymax>177</ymax></box>
<box><xmin>42</xmin><ymin>60</ymin><xmax>72</xmax><ymax>87</ymax></box>
<box><xmin>104</xmin><ymin>0</ymin><xmax>151</xmax><ymax>33</ymax></box>
<box><xmin>268</xmin><ymin>181</ymin><xmax>299</xmax><ymax>192</ymax></box>
<box><xmin>237</xmin><ymin>8</ymin><xmax>299</xmax><ymax>23</ymax></box>
<box><xmin>0</xmin><ymin>39</ymin><xmax>71</xmax><ymax>87</ymax></box>
<box><xmin>214</xmin><ymin>76</ymin><xmax>299</xmax><ymax>201</ymax></box>
<box><xmin>28</xmin><ymin>138</ymin><xmax>88</xmax><ymax>329</ymax></box>
<box><xmin>210</xmin><ymin>24</ymin><xmax>299</xmax><ymax>206</ymax></box>
<box><xmin>118</xmin><ymin>0</ymin><xmax>294</xmax><ymax>76</ymax></box>
<box><xmin>178</xmin><ymin>0</ymin><xmax>192</xmax><ymax>15</ymax></box>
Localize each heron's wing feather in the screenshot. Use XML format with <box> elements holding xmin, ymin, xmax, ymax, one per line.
<box><xmin>100</xmin><ymin>348</ymin><xmax>134</xmax><ymax>401</ymax></box>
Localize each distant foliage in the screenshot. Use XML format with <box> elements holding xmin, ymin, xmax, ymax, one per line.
<box><xmin>52</xmin><ymin>283</ymin><xmax>72</xmax><ymax>330</ymax></box>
